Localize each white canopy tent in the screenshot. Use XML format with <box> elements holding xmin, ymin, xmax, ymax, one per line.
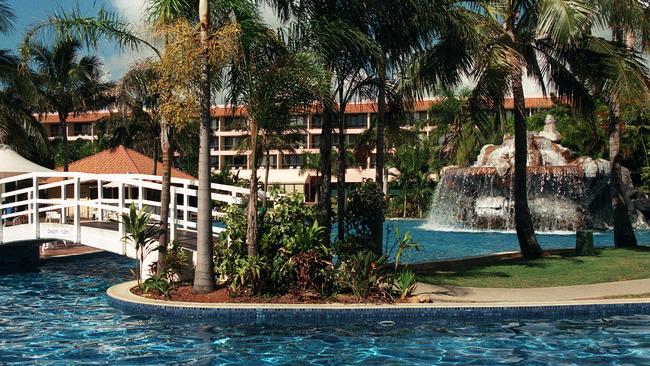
<box><xmin>0</xmin><ymin>144</ymin><xmax>52</xmax><ymax>203</ymax></box>
<box><xmin>0</xmin><ymin>144</ymin><xmax>52</xmax><ymax>178</ymax></box>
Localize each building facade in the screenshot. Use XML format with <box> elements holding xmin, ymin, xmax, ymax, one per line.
<box><xmin>36</xmin><ymin>97</ymin><xmax>553</xmax><ymax>201</ymax></box>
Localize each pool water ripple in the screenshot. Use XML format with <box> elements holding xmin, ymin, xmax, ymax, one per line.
<box><xmin>2</xmin><ymin>253</ymin><xmax>650</xmax><ymax>365</ymax></box>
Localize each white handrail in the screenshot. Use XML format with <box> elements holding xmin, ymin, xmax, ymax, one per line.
<box><xmin>0</xmin><ymin>171</ymin><xmax>255</xmax><ymax>257</ymax></box>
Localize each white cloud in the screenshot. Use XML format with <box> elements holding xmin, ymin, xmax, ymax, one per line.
<box><xmin>109</xmin><ymin>0</ymin><xmax>147</xmax><ymax>25</ymax></box>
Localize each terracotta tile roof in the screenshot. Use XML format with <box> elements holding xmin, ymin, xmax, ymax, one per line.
<box><xmin>35</xmin><ymin>98</ymin><xmax>554</xmax><ymax>123</ymax></box>
<box><xmin>37</xmin><ymin>112</ymin><xmax>112</xmax><ymax>124</ymax></box>
<box><xmin>53</xmin><ymin>145</ymin><xmax>196</xmax><ymax>180</ymax></box>
<box><xmin>503</xmin><ymin>97</ymin><xmax>554</xmax><ymax>109</ymax></box>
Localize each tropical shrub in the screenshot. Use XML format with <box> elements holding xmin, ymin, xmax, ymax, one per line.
<box><xmin>231</xmin><ymin>255</ymin><xmax>269</xmax><ymax>293</ymax></box>
<box><xmin>161</xmin><ymin>240</ymin><xmax>192</xmax><ymax>283</ymax></box>
<box><xmin>121</xmin><ymin>204</ymin><xmax>159</xmax><ymax>286</ymax></box>
<box><xmin>142</xmin><ymin>274</ymin><xmax>172</xmax><ymax>298</ymax></box>
<box><xmin>395</xmin><ymin>269</ymin><xmax>417</xmax><ymax>300</ymax></box>
<box><xmin>215</xmin><ymin>193</ymin><xmax>328</xmax><ymax>294</ymax></box>
<box><xmin>642</xmin><ymin>167</ymin><xmax>650</xmax><ymax>195</ymax></box>
<box><xmin>337</xmin><ymin>250</ymin><xmax>394</xmax><ymax>301</ymax></box>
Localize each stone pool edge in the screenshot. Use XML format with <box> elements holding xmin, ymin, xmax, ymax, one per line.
<box><xmin>107</xmin><ymin>281</ymin><xmax>650</xmax><ymax>324</ymax></box>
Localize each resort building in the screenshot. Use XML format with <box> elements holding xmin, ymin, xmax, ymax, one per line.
<box><xmin>35</xmin><ymin>97</ymin><xmax>553</xmax><ymax>201</ymax></box>
<box><xmin>37</xmin><ymin>112</ymin><xmax>106</xmax><ymax>141</ymax></box>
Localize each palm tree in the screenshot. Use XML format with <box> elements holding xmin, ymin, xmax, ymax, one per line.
<box><xmin>362</xmin><ymin>0</ymin><xmax>453</xmax><ymax>255</ymax></box>
<box><xmin>145</xmin><ymin>0</ymin><xmax>197</xmax><ymax>277</ymax></box>
<box><xmin>427</xmin><ymin>88</ymin><xmax>493</xmax><ymax>167</ymax></box>
<box><xmin>0</xmin><ymin>52</ymin><xmax>49</xmax><ymax>160</ymax></box>
<box><xmin>389</xmin><ymin>142</ymin><xmax>433</xmax><ymax>218</ymax></box>
<box><xmin>225</xmin><ymin>6</ymin><xmax>330</xmax><ymax>256</ymax></box>
<box><xmin>192</xmin><ymin>0</ymin><xmax>216</xmax><ymax>293</ymax></box>
<box><xmin>27</xmin><ymin>38</ymin><xmax>113</xmax><ymax>171</ymax></box>
<box><xmin>411</xmin><ymin>0</ymin><xmax>618</xmax><ymax>259</ymax></box>
<box><xmin>106</xmin><ymin>61</ymin><xmax>161</xmax><ymax>171</ymax></box>
<box><xmin>268</xmin><ymin>0</ymin><xmax>380</xmax><ymax>244</ymax></box>
<box><xmin>594</xmin><ymin>0</ymin><xmax>650</xmax><ymax>247</ymax></box>
<box><xmin>121</xmin><ymin>204</ymin><xmax>160</xmax><ymax>286</ymax></box>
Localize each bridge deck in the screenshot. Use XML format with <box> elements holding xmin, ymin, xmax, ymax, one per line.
<box><xmin>80</xmin><ymin>221</ymin><xmax>216</xmax><ymax>252</ymax></box>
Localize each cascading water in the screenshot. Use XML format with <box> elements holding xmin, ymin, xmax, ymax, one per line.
<box><xmin>424</xmin><ymin>115</ymin><xmax>612</xmax><ymax>232</ymax></box>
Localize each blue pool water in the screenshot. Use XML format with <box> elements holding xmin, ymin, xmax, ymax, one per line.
<box><xmin>2</xmin><ymin>253</ymin><xmax>650</xmax><ymax>365</ymax></box>
<box><xmin>384</xmin><ymin>220</ymin><xmax>650</xmax><ymax>263</ymax></box>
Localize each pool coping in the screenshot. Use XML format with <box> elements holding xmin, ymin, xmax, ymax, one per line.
<box><xmin>107</xmin><ymin>281</ymin><xmax>650</xmax><ymax>324</ymax></box>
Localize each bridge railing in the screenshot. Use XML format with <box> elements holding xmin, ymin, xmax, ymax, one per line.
<box><xmin>0</xmin><ymin>171</ymin><xmax>260</xmax><ymax>246</ymax></box>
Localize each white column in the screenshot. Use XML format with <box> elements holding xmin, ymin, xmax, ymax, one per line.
<box><xmin>182</xmin><ymin>183</ymin><xmax>189</xmax><ymax>229</ymax></box>
<box><xmin>97</xmin><ymin>179</ymin><xmax>103</xmax><ymax>221</ymax></box>
<box><xmin>28</xmin><ymin>191</ymin><xmax>32</xmax><ymax>224</ymax></box>
<box><xmin>138</xmin><ymin>178</ymin><xmax>143</xmax><ymax>209</ymax></box>
<box><xmin>0</xmin><ymin>203</ymin><xmax>3</xmax><ymax>243</ymax></box>
<box><xmin>32</xmin><ymin>177</ymin><xmax>39</xmax><ymax>239</ymax></box>
<box><xmin>73</xmin><ymin>177</ymin><xmax>81</xmax><ymax>243</ymax></box>
<box><xmin>118</xmin><ymin>182</ymin><xmax>125</xmax><ymax>232</ymax></box>
<box><xmin>170</xmin><ymin>186</ymin><xmax>177</xmax><ymax>242</ymax></box>
<box><xmin>60</xmin><ymin>181</ymin><xmax>66</xmax><ymax>224</ymax></box>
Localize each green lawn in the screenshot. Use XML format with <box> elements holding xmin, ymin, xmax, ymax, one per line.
<box><xmin>417</xmin><ymin>247</ymin><xmax>650</xmax><ymax>288</ymax></box>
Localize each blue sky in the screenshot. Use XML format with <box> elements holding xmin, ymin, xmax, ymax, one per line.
<box><xmin>0</xmin><ymin>0</ymin><xmax>156</xmax><ymax>81</ymax></box>
<box><xmin>0</xmin><ymin>0</ymin><xmax>546</xmax><ymax>96</ymax></box>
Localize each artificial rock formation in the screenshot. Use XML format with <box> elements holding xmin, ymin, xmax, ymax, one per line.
<box><xmin>426</xmin><ymin>115</ymin><xmax>612</xmax><ymax>231</ymax></box>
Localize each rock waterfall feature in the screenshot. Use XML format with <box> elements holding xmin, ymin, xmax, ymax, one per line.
<box><xmin>425</xmin><ymin>115</ymin><xmax>612</xmax><ymax>231</ymax></box>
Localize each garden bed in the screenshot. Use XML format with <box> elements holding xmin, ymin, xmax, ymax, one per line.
<box><xmin>131</xmin><ymin>284</ymin><xmax>402</xmax><ymax>304</ymax></box>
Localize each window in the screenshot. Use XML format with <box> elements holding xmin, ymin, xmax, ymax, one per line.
<box><xmin>414</xmin><ymin>111</ymin><xmax>428</xmax><ymax>122</ymax></box>
<box><xmin>289</xmin><ymin>115</ymin><xmax>307</xmax><ymax>128</ymax></box>
<box><xmin>344</xmin><ymin>113</ymin><xmax>366</xmax><ymax>128</ymax></box>
<box><xmin>282</xmin><ymin>154</ymin><xmax>304</xmax><ymax>168</ymax></box>
<box><xmin>223</xmin><ymin>137</ymin><xmax>241</xmax><ymax>150</ymax></box>
<box><xmin>345</xmin><ymin>134</ymin><xmax>359</xmax><ymax>145</ymax></box>
<box><xmin>210</xmin><ymin>136</ymin><xmax>219</xmax><ymax>150</ymax></box>
<box><xmin>289</xmin><ymin>135</ymin><xmax>307</xmax><ymax>149</ymax></box>
<box><xmin>73</xmin><ymin>123</ymin><xmax>92</xmax><ymax>136</ymax></box>
<box><xmin>311</xmin><ymin>134</ymin><xmax>322</xmax><ymax>148</ymax></box>
<box><xmin>258</xmin><ymin>154</ymin><xmax>278</xmax><ymax>169</ymax></box>
<box><xmin>311</xmin><ymin>114</ymin><xmax>322</xmax><ymax>129</ymax></box>
<box><xmin>50</xmin><ymin>124</ymin><xmax>64</xmax><ymax>137</ymax></box>
<box><xmin>224</xmin><ymin>116</ymin><xmax>246</xmax><ymax>131</ymax></box>
<box><xmin>224</xmin><ymin>155</ymin><xmax>247</xmax><ymax>168</ymax></box>
<box><xmin>210</xmin><ymin>118</ymin><xmax>218</xmax><ymax>131</ymax></box>
<box><xmin>209</xmin><ymin>156</ymin><xmax>218</xmax><ymax>167</ymax></box>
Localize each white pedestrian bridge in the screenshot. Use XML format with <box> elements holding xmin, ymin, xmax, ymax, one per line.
<box><xmin>0</xmin><ymin>171</ymin><xmax>251</xmax><ymax>261</ymax></box>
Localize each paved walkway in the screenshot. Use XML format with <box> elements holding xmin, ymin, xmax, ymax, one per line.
<box><xmin>414</xmin><ymin>279</ymin><xmax>650</xmax><ymax>302</ymax></box>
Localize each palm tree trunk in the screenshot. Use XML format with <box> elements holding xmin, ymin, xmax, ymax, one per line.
<box><xmin>246</xmin><ymin>120</ymin><xmax>259</xmax><ymax>256</ymax></box>
<box><xmin>336</xmin><ymin>88</ymin><xmax>346</xmax><ymax>242</ymax></box>
<box><xmin>59</xmin><ymin>113</ymin><xmax>69</xmax><ymax>172</ymax></box>
<box><xmin>373</xmin><ymin>59</ymin><xmax>386</xmax><ymax>257</ymax></box>
<box><xmin>262</xmin><ymin>148</ymin><xmax>270</xmax><ymax>210</ymax></box>
<box><xmin>193</xmin><ymin>0</ymin><xmax>216</xmax><ymax>294</ymax></box>
<box><xmin>157</xmin><ymin>119</ymin><xmax>171</xmax><ymax>275</ymax></box>
<box><xmin>403</xmin><ymin>193</ymin><xmax>407</xmax><ymax>218</ymax></box>
<box><xmin>608</xmin><ymin>104</ymin><xmax>638</xmax><ymax>247</ymax></box>
<box><xmin>511</xmin><ymin>65</ymin><xmax>543</xmax><ymax>259</ymax></box>
<box><xmin>152</xmin><ymin>144</ymin><xmax>158</xmax><ymax>175</ymax></box>
<box><xmin>319</xmin><ymin>109</ymin><xmax>333</xmax><ymax>245</ymax></box>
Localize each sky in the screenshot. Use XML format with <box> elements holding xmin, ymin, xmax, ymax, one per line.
<box><xmin>0</xmin><ymin>0</ymin><xmax>545</xmax><ymax>96</ymax></box>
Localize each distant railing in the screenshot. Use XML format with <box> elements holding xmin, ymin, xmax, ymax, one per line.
<box><xmin>0</xmin><ymin>171</ymin><xmax>263</xmax><ymax>247</ymax></box>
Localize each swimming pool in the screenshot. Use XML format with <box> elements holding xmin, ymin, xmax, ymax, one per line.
<box><xmin>2</xmin><ymin>253</ymin><xmax>650</xmax><ymax>365</ymax></box>
<box><xmin>385</xmin><ymin>220</ymin><xmax>650</xmax><ymax>262</ymax></box>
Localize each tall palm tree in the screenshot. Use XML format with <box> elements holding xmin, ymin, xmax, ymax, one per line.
<box><xmin>145</xmin><ymin>0</ymin><xmax>197</xmax><ymax>276</ymax></box>
<box><xmin>192</xmin><ymin>0</ymin><xmax>216</xmax><ymax>293</ymax></box>
<box><xmin>268</xmin><ymin>0</ymin><xmax>379</xmax><ymax>243</ymax></box>
<box><xmin>225</xmin><ymin>6</ymin><xmax>330</xmax><ymax>256</ymax></box>
<box><xmin>408</xmin><ymin>0</ymin><xmax>627</xmax><ymax>259</ymax></box>
<box><xmin>594</xmin><ymin>0</ymin><xmax>650</xmax><ymax>247</ymax></box>
<box><xmin>27</xmin><ymin>38</ymin><xmax>113</xmax><ymax>171</ymax></box>
<box><xmin>107</xmin><ymin>61</ymin><xmax>161</xmax><ymax>171</ymax></box>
